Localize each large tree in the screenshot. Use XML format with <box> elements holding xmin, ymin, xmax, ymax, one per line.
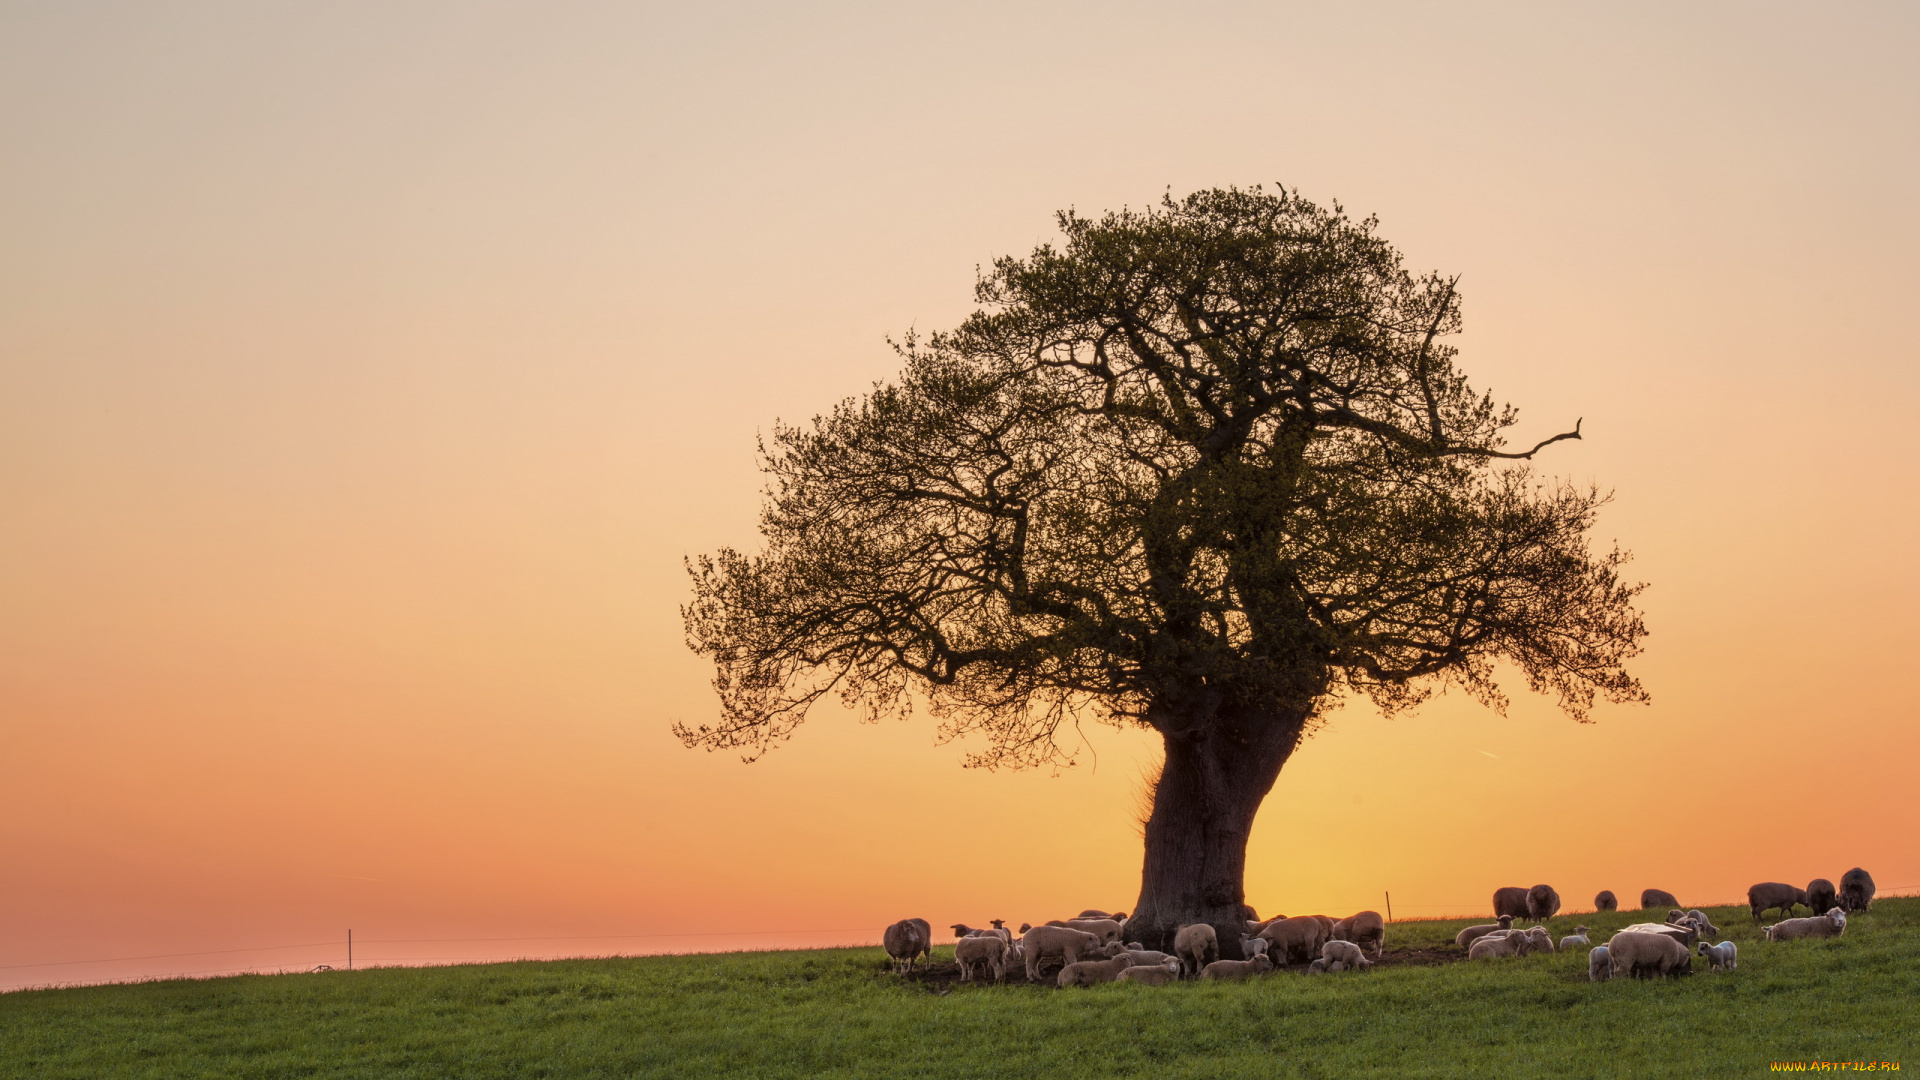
<box><xmin>680</xmin><ymin>187</ymin><xmax>1647</xmax><ymax>953</ymax></box>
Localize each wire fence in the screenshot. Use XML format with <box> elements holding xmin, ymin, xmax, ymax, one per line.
<box><xmin>9</xmin><ymin>886</ymin><xmax>1918</xmax><ymax>993</ymax></box>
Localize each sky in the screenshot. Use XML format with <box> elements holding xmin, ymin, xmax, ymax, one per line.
<box><xmin>2</xmin><ymin>0</ymin><xmax>1916</xmax><ymax>991</ymax></box>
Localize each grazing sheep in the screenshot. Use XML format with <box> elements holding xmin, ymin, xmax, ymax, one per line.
<box><xmin>1641</xmin><ymin>888</ymin><xmax>1680</xmax><ymax>910</ymax></box>
<box><xmin>1559</xmin><ymin>926</ymin><xmax>1592</xmax><ymax>951</ymax></box>
<box><xmin>1747</xmin><ymin>882</ymin><xmax>1805</xmax><ymax>921</ymax></box>
<box><xmin>1174</xmin><ymin>923</ymin><xmax>1220</xmax><ymax>978</ymax></box>
<box><xmin>1258</xmin><ymin>916</ymin><xmax>1329</xmax><ymax>967</ymax></box>
<box><xmin>1588</xmin><ymin>945</ymin><xmax>1611</xmax><ymax>982</ymax></box>
<box><xmin>955</xmin><ymin>934</ymin><xmax>1009</xmax><ymax>983</ymax></box>
<box><xmin>1306</xmin><ymin>957</ymin><xmax>1334</xmax><ymax>974</ymax></box>
<box><xmin>1764</xmin><ymin>908</ymin><xmax>1847</xmax><ymax>942</ymax></box>
<box><xmin>1116</xmin><ymin>958</ymin><xmax>1181</xmax><ymax>986</ymax></box>
<box><xmin>1804</xmin><ymin>879</ymin><xmax>1837</xmax><ymax>916</ymax></box>
<box><xmin>1455</xmin><ymin>915</ymin><xmax>1515</xmax><ymax>949</ymax></box>
<box><xmin>1332</xmin><ymin>911</ymin><xmax>1386</xmax><ymax>958</ymax></box>
<box><xmin>1201</xmin><ymin>955</ymin><xmax>1274</xmax><ymax>980</ymax></box>
<box><xmin>1492</xmin><ymin>887</ymin><xmax>1531</xmax><ymax>920</ymax></box>
<box><xmin>1321</xmin><ymin>940</ymin><xmax>1374</xmax><ymax>970</ymax></box>
<box><xmin>883</xmin><ymin>919</ymin><xmax>932</xmax><ymax>974</ymax></box>
<box><xmin>1595</xmin><ymin>890</ymin><xmax>1618</xmax><ymax>912</ymax></box>
<box><xmin>1061</xmin><ymin>918</ymin><xmax>1126</xmax><ymax>945</ymax></box>
<box><xmin>1020</xmin><ymin>925</ymin><xmax>1104</xmax><ymax>982</ymax></box>
<box><xmin>1527</xmin><ymin>884</ymin><xmax>1562</xmax><ymax>924</ymax></box>
<box><xmin>1682</xmin><ymin>910</ymin><xmax>1721</xmax><ymax>940</ymax></box>
<box><xmin>1058</xmin><ymin>954</ymin><xmax>1135</xmax><ymax>988</ymax></box>
<box><xmin>1468</xmin><ymin>931</ymin><xmax>1534</xmax><ymax>960</ymax></box>
<box><xmin>1608</xmin><ymin>930</ymin><xmax>1693</xmax><ymax>979</ymax></box>
<box><xmin>1698</xmin><ymin>940</ymin><xmax>1738</xmax><ymax>972</ymax></box>
<box><xmin>1840</xmin><ymin>868</ymin><xmax>1875</xmax><ymax>912</ymax></box>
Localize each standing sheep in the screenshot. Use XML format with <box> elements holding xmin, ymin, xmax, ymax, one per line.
<box><xmin>1173</xmin><ymin>923</ymin><xmax>1219</xmax><ymax>978</ymax></box>
<box><xmin>1607</xmin><ymin>930</ymin><xmax>1693</xmax><ymax>979</ymax></box>
<box><xmin>1020</xmin><ymin>925</ymin><xmax>1104</xmax><ymax>982</ymax></box>
<box><xmin>1455</xmin><ymin>915</ymin><xmax>1515</xmax><ymax>949</ymax></box>
<box><xmin>955</xmin><ymin>935</ymin><xmax>1010</xmax><ymax>983</ymax></box>
<box><xmin>1640</xmin><ymin>888</ymin><xmax>1680</xmax><ymax>910</ymax></box>
<box><xmin>1321</xmin><ymin>940</ymin><xmax>1374</xmax><ymax>970</ymax></box>
<box><xmin>1492</xmin><ymin>887</ymin><xmax>1531</xmax><ymax>920</ymax></box>
<box><xmin>1594</xmin><ymin>890</ymin><xmax>1618</xmax><ymax>912</ymax></box>
<box><xmin>1804</xmin><ymin>879</ymin><xmax>1837</xmax><ymax>916</ymax></box>
<box><xmin>1698</xmin><ymin>940</ymin><xmax>1738</xmax><ymax>972</ymax></box>
<box><xmin>883</xmin><ymin>919</ymin><xmax>932</xmax><ymax>974</ymax></box>
<box><xmin>1588</xmin><ymin>945</ymin><xmax>1611</xmax><ymax>982</ymax></box>
<box><xmin>1526</xmin><ymin>884</ymin><xmax>1562</xmax><ymax>924</ymax></box>
<box><xmin>1201</xmin><ymin>955</ymin><xmax>1274</xmax><ymax>980</ymax></box>
<box><xmin>1258</xmin><ymin>916</ymin><xmax>1329</xmax><ymax>967</ymax></box>
<box><xmin>1747</xmin><ymin>882</ymin><xmax>1805</xmax><ymax>922</ymax></box>
<box><xmin>1332</xmin><ymin>911</ymin><xmax>1386</xmax><ymax>958</ymax></box>
<box><xmin>1839</xmin><ymin>868</ymin><xmax>1875</xmax><ymax>912</ymax></box>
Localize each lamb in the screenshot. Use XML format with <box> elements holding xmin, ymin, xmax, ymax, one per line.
<box><xmin>1468</xmin><ymin>930</ymin><xmax>1534</xmax><ymax>960</ymax></box>
<box><xmin>1698</xmin><ymin>940</ymin><xmax>1738</xmax><ymax>972</ymax></box>
<box><xmin>1201</xmin><ymin>955</ymin><xmax>1274</xmax><ymax>980</ymax></box>
<box><xmin>1020</xmin><ymin>924</ymin><xmax>1104</xmax><ymax>982</ymax></box>
<box><xmin>1116</xmin><ymin>958</ymin><xmax>1182</xmax><ymax>986</ymax></box>
<box><xmin>1454</xmin><ymin>915</ymin><xmax>1515</xmax><ymax>949</ymax></box>
<box><xmin>1321</xmin><ymin>940</ymin><xmax>1373</xmax><ymax>970</ymax></box>
<box><xmin>1840</xmin><ymin>868</ymin><xmax>1875</xmax><ymax>912</ymax></box>
<box><xmin>1558</xmin><ymin>926</ymin><xmax>1592</xmax><ymax>951</ymax></box>
<box><xmin>1681</xmin><ymin>910</ymin><xmax>1720</xmax><ymax>940</ymax></box>
<box><xmin>1174</xmin><ymin>923</ymin><xmax>1219</xmax><ymax>978</ymax></box>
<box><xmin>1239</xmin><ymin>937</ymin><xmax>1270</xmax><ymax>960</ymax></box>
<box><xmin>1523</xmin><ymin>926</ymin><xmax>1555</xmax><ymax>953</ymax></box>
<box><xmin>883</xmin><ymin>918</ymin><xmax>932</xmax><ymax>974</ymax></box>
<box><xmin>1640</xmin><ymin>888</ymin><xmax>1680</xmax><ymax>910</ymax></box>
<box><xmin>1764</xmin><ymin>908</ymin><xmax>1847</xmax><ymax>941</ymax></box>
<box><xmin>1527</xmin><ymin>884</ymin><xmax>1561</xmax><ymax>924</ymax></box>
<box><xmin>1587</xmin><ymin>945</ymin><xmax>1611</xmax><ymax>982</ymax></box>
<box><xmin>1595</xmin><ymin>890</ymin><xmax>1618</xmax><ymax>912</ymax></box>
<box><xmin>1058</xmin><ymin>954</ymin><xmax>1136</xmax><ymax>987</ymax></box>
<box><xmin>955</xmin><ymin>934</ymin><xmax>1009</xmax><ymax>983</ymax></box>
<box><xmin>1492</xmin><ymin>887</ymin><xmax>1531</xmax><ymax>920</ymax></box>
<box><xmin>1804</xmin><ymin>879</ymin><xmax>1837</xmax><ymax>916</ymax></box>
<box><xmin>1332</xmin><ymin>910</ymin><xmax>1386</xmax><ymax>958</ymax></box>
<box><xmin>1258</xmin><ymin>916</ymin><xmax>1329</xmax><ymax>967</ymax></box>
<box><xmin>1607</xmin><ymin>930</ymin><xmax>1693</xmax><ymax>979</ymax></box>
<box><xmin>1306</xmin><ymin>957</ymin><xmax>1337</xmax><ymax>974</ymax></box>
<box><xmin>1747</xmin><ymin>882</ymin><xmax>1805</xmax><ymax>922</ymax></box>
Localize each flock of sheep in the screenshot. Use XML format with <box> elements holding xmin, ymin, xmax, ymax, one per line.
<box><xmin>878</xmin><ymin>866</ymin><xmax>1878</xmax><ymax>989</ymax></box>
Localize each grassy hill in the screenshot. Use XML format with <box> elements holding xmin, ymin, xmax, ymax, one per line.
<box><xmin>3</xmin><ymin>898</ymin><xmax>1914</xmax><ymax>1079</ymax></box>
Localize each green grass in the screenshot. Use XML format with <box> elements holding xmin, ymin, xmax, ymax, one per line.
<box><xmin>4</xmin><ymin>898</ymin><xmax>1915</xmax><ymax>1079</ymax></box>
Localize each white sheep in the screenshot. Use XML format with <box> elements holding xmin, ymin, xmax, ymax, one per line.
<box><xmin>1115</xmin><ymin>958</ymin><xmax>1182</xmax><ymax>986</ymax></box>
<box><xmin>1239</xmin><ymin>937</ymin><xmax>1270</xmax><ymax>960</ymax></box>
<box><xmin>1019</xmin><ymin>924</ymin><xmax>1103</xmax><ymax>982</ymax></box>
<box><xmin>1683</xmin><ymin>910</ymin><xmax>1721</xmax><ymax>940</ymax></box>
<box><xmin>1454</xmin><ymin>915</ymin><xmax>1515</xmax><ymax>949</ymax></box>
<box><xmin>1763</xmin><ymin>908</ymin><xmax>1847</xmax><ymax>941</ymax></box>
<box><xmin>1174</xmin><ymin>923</ymin><xmax>1219</xmax><ymax>977</ymax></box>
<box><xmin>1060</xmin><ymin>918</ymin><xmax>1126</xmax><ymax>945</ymax></box>
<box><xmin>1524</xmin><ymin>926</ymin><xmax>1555</xmax><ymax>953</ymax></box>
<box><xmin>1121</xmin><ymin>948</ymin><xmax>1174</xmax><ymax>967</ymax></box>
<box><xmin>1468</xmin><ymin>930</ymin><xmax>1533</xmax><ymax>960</ymax></box>
<box><xmin>954</xmin><ymin>934</ymin><xmax>1009</xmax><ymax>983</ymax></box>
<box><xmin>1588</xmin><ymin>945</ymin><xmax>1611</xmax><ymax>982</ymax></box>
<box><xmin>1558</xmin><ymin>926</ymin><xmax>1591</xmax><ymax>951</ymax></box>
<box><xmin>1058</xmin><ymin>954</ymin><xmax>1135</xmax><ymax>987</ymax></box>
<box><xmin>1698</xmin><ymin>940</ymin><xmax>1738</xmax><ymax>972</ymax></box>
<box><xmin>1320</xmin><ymin>940</ymin><xmax>1373</xmax><ymax>971</ymax></box>
<box><xmin>1200</xmin><ymin>955</ymin><xmax>1274</xmax><ymax>980</ymax></box>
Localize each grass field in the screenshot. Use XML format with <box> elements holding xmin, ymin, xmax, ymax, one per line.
<box><xmin>3</xmin><ymin>898</ymin><xmax>1914</xmax><ymax>1079</ymax></box>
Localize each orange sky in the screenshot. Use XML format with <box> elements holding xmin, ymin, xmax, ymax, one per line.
<box><xmin>3</xmin><ymin>1</ymin><xmax>1917</xmax><ymax>991</ymax></box>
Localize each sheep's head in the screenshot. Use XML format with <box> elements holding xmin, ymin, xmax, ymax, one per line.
<box><xmin>1497</xmin><ymin>915</ymin><xmax>1513</xmax><ymax>928</ymax></box>
<box><xmin>1573</xmin><ymin>926</ymin><xmax>1590</xmax><ymax>935</ymax></box>
<box><xmin>990</xmin><ymin>919</ymin><xmax>1005</xmax><ymax>930</ymax></box>
<box><xmin>1102</xmin><ymin>941</ymin><xmax>1127</xmax><ymax>958</ymax></box>
<box><xmin>1018</xmin><ymin>923</ymin><xmax>1032</xmax><ymax>934</ymax></box>
<box><xmin>1251</xmin><ymin>955</ymin><xmax>1274</xmax><ymax>972</ymax></box>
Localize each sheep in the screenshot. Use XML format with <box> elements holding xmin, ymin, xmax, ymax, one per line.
<box><xmin>1173</xmin><ymin>923</ymin><xmax>1219</xmax><ymax>977</ymax></box>
<box><xmin>1640</xmin><ymin>888</ymin><xmax>1680</xmax><ymax>910</ymax></box>
<box><xmin>1588</xmin><ymin>945</ymin><xmax>1611</xmax><ymax>982</ymax></box>
<box><xmin>1595</xmin><ymin>890</ymin><xmax>1619</xmax><ymax>912</ymax></box>
<box><xmin>1840</xmin><ymin>868</ymin><xmax>1875</xmax><ymax>912</ymax></box>
<box><xmin>1057</xmin><ymin>918</ymin><xmax>1126</xmax><ymax>945</ymax></box>
<box><xmin>1236</xmin><ymin>936</ymin><xmax>1270</xmax><ymax>961</ymax></box>
<box><xmin>1747</xmin><ymin>882</ymin><xmax>1804</xmax><ymax>922</ymax></box>
<box><xmin>1527</xmin><ymin>884</ymin><xmax>1561</xmax><ymax>924</ymax></box>
<box><xmin>1608</xmin><ymin>930</ymin><xmax>1693</xmax><ymax>979</ymax></box>
<box><xmin>1698</xmin><ymin>940</ymin><xmax>1738</xmax><ymax>972</ymax></box>
<box><xmin>1121</xmin><ymin>948</ymin><xmax>1174</xmax><ymax>967</ymax></box>
<box><xmin>1258</xmin><ymin>916</ymin><xmax>1329</xmax><ymax>967</ymax></box>
<box><xmin>1492</xmin><ymin>887</ymin><xmax>1531</xmax><ymax>920</ymax></box>
<box><xmin>1077</xmin><ymin>909</ymin><xmax>1116</xmax><ymax>919</ymax></box>
<box><xmin>1309</xmin><ymin>914</ymin><xmax>1337</xmax><ymax>940</ymax></box>
<box><xmin>883</xmin><ymin>918</ymin><xmax>932</xmax><ymax>974</ymax></box>
<box><xmin>1058</xmin><ymin>954</ymin><xmax>1135</xmax><ymax>988</ymax></box>
<box><xmin>1681</xmin><ymin>910</ymin><xmax>1720</xmax><ymax>940</ymax></box>
<box><xmin>1559</xmin><ymin>926</ymin><xmax>1592</xmax><ymax>951</ymax></box>
<box><xmin>954</xmin><ymin>934</ymin><xmax>1009</xmax><ymax>983</ymax></box>
<box><xmin>1020</xmin><ymin>924</ymin><xmax>1104</xmax><ymax>982</ymax></box>
<box><xmin>1306</xmin><ymin>957</ymin><xmax>1335</xmax><ymax>974</ymax></box>
<box><xmin>1201</xmin><ymin>955</ymin><xmax>1274</xmax><ymax>980</ymax></box>
<box><xmin>1454</xmin><ymin>915</ymin><xmax>1515</xmax><ymax>949</ymax></box>
<box><xmin>1321</xmin><ymin>940</ymin><xmax>1373</xmax><ymax>971</ymax></box>
<box><xmin>1115</xmin><ymin>958</ymin><xmax>1182</xmax><ymax>986</ymax></box>
<box><xmin>951</xmin><ymin>923</ymin><xmax>1012</xmax><ymax>943</ymax></box>
<box><xmin>1468</xmin><ymin>930</ymin><xmax>1533</xmax><ymax>960</ymax></box>
<box><xmin>1523</xmin><ymin>926</ymin><xmax>1555</xmax><ymax>953</ymax></box>
<box><xmin>1804</xmin><ymin>879</ymin><xmax>1837</xmax><ymax>916</ymax></box>
<box><xmin>1764</xmin><ymin>908</ymin><xmax>1847</xmax><ymax>942</ymax></box>
<box><xmin>1332</xmin><ymin>910</ymin><xmax>1386</xmax><ymax>958</ymax></box>
<box><xmin>1620</xmin><ymin>921</ymin><xmax>1697</xmax><ymax>948</ymax></box>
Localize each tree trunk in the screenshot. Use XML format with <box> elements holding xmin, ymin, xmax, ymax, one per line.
<box><xmin>1126</xmin><ymin>709</ymin><xmax>1301</xmax><ymax>960</ymax></box>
